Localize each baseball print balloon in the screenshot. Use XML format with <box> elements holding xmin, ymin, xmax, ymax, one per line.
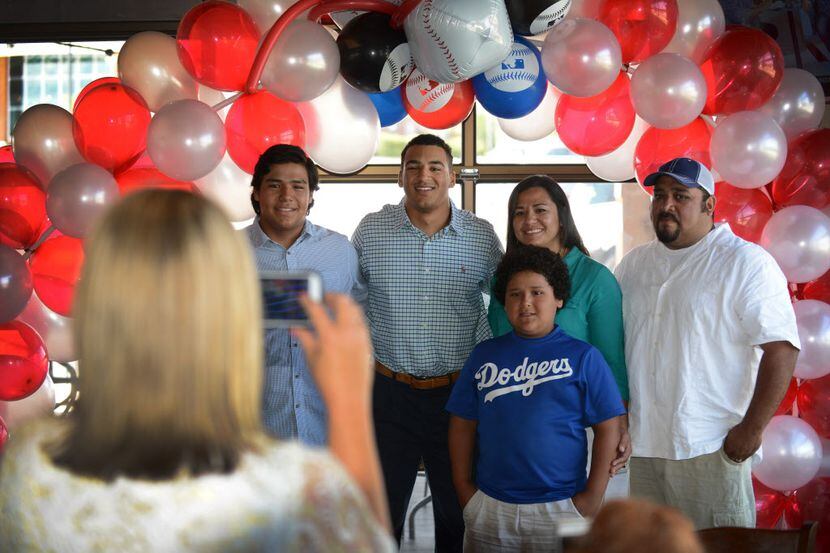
<box><xmin>403</xmin><ymin>68</ymin><xmax>475</xmax><ymax>129</ymax></box>
<box><xmin>403</xmin><ymin>0</ymin><xmax>514</xmax><ymax>83</ymax></box>
<box><xmin>506</xmin><ymin>0</ymin><xmax>572</xmax><ymax>36</ymax></box>
<box><xmin>338</xmin><ymin>12</ymin><xmax>414</xmax><ymax>93</ymax></box>
<box><xmin>473</xmin><ymin>36</ymin><xmax>547</xmax><ymax>119</ymax></box>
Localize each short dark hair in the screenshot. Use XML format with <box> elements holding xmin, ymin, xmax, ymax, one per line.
<box><xmin>250</xmin><ymin>145</ymin><xmax>319</xmax><ymax>215</ymax></box>
<box><xmin>506</xmin><ymin>176</ymin><xmax>589</xmax><ymax>256</ymax></box>
<box><xmin>400</xmin><ymin>134</ymin><xmax>453</xmax><ymax>166</ymax></box>
<box><xmin>493</xmin><ymin>244</ymin><xmax>571</xmax><ymax>307</ymax></box>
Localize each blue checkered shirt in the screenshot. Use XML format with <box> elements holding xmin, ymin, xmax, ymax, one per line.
<box><xmin>244</xmin><ymin>218</ymin><xmax>366</xmax><ymax>446</ymax></box>
<box><xmin>353</xmin><ymin>200</ymin><xmax>503</xmax><ymax>378</ymax></box>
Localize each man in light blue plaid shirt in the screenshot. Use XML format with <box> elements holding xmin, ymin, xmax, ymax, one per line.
<box><xmin>244</xmin><ymin>145</ymin><xmax>365</xmax><ymax>447</ymax></box>
<box><xmin>353</xmin><ymin>135</ymin><xmax>503</xmax><ymax>551</ymax></box>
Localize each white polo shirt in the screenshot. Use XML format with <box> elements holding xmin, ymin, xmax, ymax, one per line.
<box><xmin>615</xmin><ymin>224</ymin><xmax>800</xmax><ymax>460</ymax></box>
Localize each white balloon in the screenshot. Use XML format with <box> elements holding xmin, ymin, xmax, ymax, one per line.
<box><xmin>497</xmin><ymin>84</ymin><xmax>561</xmax><ymax>141</ymax></box>
<box><xmin>753</xmin><ymin>415</ymin><xmax>822</xmax><ymax>492</ymax></box>
<box><xmin>586</xmin><ymin>116</ymin><xmax>650</xmax><ymax>181</ymax></box>
<box><xmin>758</xmin><ymin>68</ymin><xmax>826</xmax><ymax>141</ymax></box>
<box><xmin>792</xmin><ymin>299</ymin><xmax>830</xmax><ymax>380</ymax></box>
<box><xmin>404</xmin><ymin>0</ymin><xmax>514</xmax><ymax>83</ymax></box>
<box><xmin>710</xmin><ymin>111</ymin><xmax>787</xmax><ymax>189</ymax></box>
<box><xmin>0</xmin><ymin>374</ymin><xmax>55</xmax><ymax>430</ymax></box>
<box><xmin>298</xmin><ymin>77</ymin><xmax>380</xmax><ymax>175</ymax></box>
<box><xmin>195</xmin><ymin>153</ymin><xmax>257</xmax><ymax>223</ymax></box>
<box><xmin>760</xmin><ymin>205</ymin><xmax>830</xmax><ymax>284</ymax></box>
<box><xmin>17</xmin><ymin>286</ymin><xmax>75</xmax><ymax>363</ymax></box>
<box><xmin>197</xmin><ymin>85</ymin><xmax>230</xmax><ymax>122</ymax></box>
<box><xmin>630</xmin><ymin>53</ymin><xmax>707</xmax><ymax>129</ymax></box>
<box><xmin>237</xmin><ymin>0</ymin><xmax>306</xmax><ymax>36</ymax></box>
<box><xmin>660</xmin><ymin>0</ymin><xmax>725</xmax><ymax>63</ymax></box>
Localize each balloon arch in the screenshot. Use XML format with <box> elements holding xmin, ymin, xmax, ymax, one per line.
<box><xmin>1</xmin><ymin>0</ymin><xmax>829</xmax><ymax>541</ymax></box>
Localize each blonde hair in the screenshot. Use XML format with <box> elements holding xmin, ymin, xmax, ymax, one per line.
<box><xmin>52</xmin><ymin>190</ymin><xmax>263</xmax><ymax>479</ymax></box>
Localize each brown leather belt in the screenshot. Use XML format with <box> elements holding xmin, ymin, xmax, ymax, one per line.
<box><xmin>375</xmin><ymin>361</ymin><xmax>460</xmax><ymax>390</ymax></box>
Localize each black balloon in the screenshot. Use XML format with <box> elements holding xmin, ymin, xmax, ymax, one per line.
<box><xmin>337</xmin><ymin>12</ymin><xmax>411</xmax><ymax>93</ymax></box>
<box><xmin>505</xmin><ymin>0</ymin><xmax>571</xmax><ymax>36</ymax></box>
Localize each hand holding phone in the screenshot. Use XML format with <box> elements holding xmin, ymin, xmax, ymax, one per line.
<box><xmin>260</xmin><ymin>271</ymin><xmax>323</xmax><ymax>328</ymax></box>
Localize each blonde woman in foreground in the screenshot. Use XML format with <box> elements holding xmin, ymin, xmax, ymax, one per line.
<box><xmin>0</xmin><ymin>190</ymin><xmax>393</xmax><ymax>552</ymax></box>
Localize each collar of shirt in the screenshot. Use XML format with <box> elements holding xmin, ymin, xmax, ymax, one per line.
<box><xmin>390</xmin><ymin>198</ymin><xmax>466</xmax><ymax>237</ymax></box>
<box><xmin>248</xmin><ymin>218</ymin><xmax>321</xmax><ymax>250</ymax></box>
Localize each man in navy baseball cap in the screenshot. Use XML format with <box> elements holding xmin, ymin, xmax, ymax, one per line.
<box><xmin>643</xmin><ymin>157</ymin><xmax>716</xmax><ymax>248</ymax></box>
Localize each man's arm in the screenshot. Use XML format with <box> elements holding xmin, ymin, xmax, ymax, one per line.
<box><xmin>448</xmin><ymin>415</ymin><xmax>478</xmax><ymax>508</ymax></box>
<box><xmin>573</xmin><ymin>416</ymin><xmax>619</xmax><ymax>517</ymax></box>
<box><xmin>723</xmin><ymin>340</ymin><xmax>799</xmax><ymax>462</ymax></box>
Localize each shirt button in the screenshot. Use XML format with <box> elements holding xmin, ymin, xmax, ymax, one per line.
<box><xmin>421</xmin><ymin>323</ymin><xmax>428</xmax><ymax>329</ymax></box>
<box><xmin>423</xmin><ymin>295</ymin><xmax>429</xmax><ymax>301</ymax></box>
<box><xmin>294</xmin><ymin>374</ymin><xmax>300</xmax><ymax>379</ymax></box>
<box><xmin>424</xmin><ymin>268</ymin><xmax>430</xmax><ymax>273</ymax></box>
<box><xmin>295</xmin><ymin>404</ymin><xmax>300</xmax><ymax>409</ymax></box>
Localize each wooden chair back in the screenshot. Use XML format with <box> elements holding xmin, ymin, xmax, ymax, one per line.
<box><xmin>697</xmin><ymin>523</ymin><xmax>817</xmax><ymax>553</ymax></box>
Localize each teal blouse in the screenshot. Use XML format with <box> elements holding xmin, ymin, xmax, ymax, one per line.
<box><xmin>487</xmin><ymin>247</ymin><xmax>629</xmax><ymax>401</ymax></box>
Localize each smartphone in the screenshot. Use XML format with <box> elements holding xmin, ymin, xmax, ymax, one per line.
<box><xmin>259</xmin><ymin>271</ymin><xmax>323</xmax><ymax>328</ymax></box>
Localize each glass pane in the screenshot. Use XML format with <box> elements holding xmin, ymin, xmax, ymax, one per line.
<box><xmin>374</xmin><ymin>119</ymin><xmax>462</xmax><ymax>165</ymax></box>
<box><xmin>475</xmin><ymin>181</ymin><xmax>652</xmax><ymax>271</ymax></box>
<box><xmin>25</xmin><ymin>56</ymin><xmax>42</xmax><ymax>77</ymax></box>
<box><xmin>44</xmin><ymin>79</ymin><xmax>59</xmax><ymax>103</ymax></box>
<box><xmin>25</xmin><ymin>80</ymin><xmax>42</xmax><ymax>103</ymax></box>
<box><xmin>79</xmin><ymin>56</ymin><xmax>93</xmax><ymax>73</ymax></box>
<box><xmin>475</xmin><ymin>107</ymin><xmax>582</xmax><ymax>165</ymax></box>
<box><xmin>311</xmin><ymin>182</ymin><xmax>463</xmax><ymax>239</ymax></box>
<box><xmin>44</xmin><ymin>56</ymin><xmax>59</xmax><ymax>75</ymax></box>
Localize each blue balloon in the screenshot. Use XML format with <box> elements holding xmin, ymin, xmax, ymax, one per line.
<box><xmin>368</xmin><ymin>88</ymin><xmax>408</xmax><ymax>127</ymax></box>
<box><xmin>472</xmin><ymin>36</ymin><xmax>547</xmax><ymax>119</ymax></box>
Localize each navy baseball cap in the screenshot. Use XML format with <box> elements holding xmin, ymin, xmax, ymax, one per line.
<box><xmin>643</xmin><ymin>158</ymin><xmax>715</xmax><ymax>195</ymax></box>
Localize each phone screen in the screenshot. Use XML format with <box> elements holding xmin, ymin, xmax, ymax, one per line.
<box><xmin>260</xmin><ymin>272</ymin><xmax>322</xmax><ymax>328</ymax></box>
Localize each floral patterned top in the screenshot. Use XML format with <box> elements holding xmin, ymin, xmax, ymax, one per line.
<box><xmin>0</xmin><ymin>420</ymin><xmax>395</xmax><ymax>552</ymax></box>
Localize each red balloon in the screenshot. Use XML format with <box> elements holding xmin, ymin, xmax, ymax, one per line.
<box><xmin>634</xmin><ymin>117</ymin><xmax>713</xmax><ymax>193</ymax></box>
<box><xmin>176</xmin><ymin>1</ymin><xmax>260</xmax><ymax>91</ymax></box>
<box><xmin>771</xmin><ymin>129</ymin><xmax>830</xmax><ymax>211</ymax></box>
<box><xmin>599</xmin><ymin>0</ymin><xmax>679</xmax><ymax>63</ymax></box>
<box><xmin>797</xmin><ymin>374</ymin><xmax>830</xmax><ymax>438</ymax></box>
<box><xmin>28</xmin><ymin>235</ymin><xmax>84</xmax><ymax>317</ymax></box>
<box><xmin>555</xmin><ymin>71</ymin><xmax>635</xmax><ymax>157</ymax></box>
<box><xmin>402</xmin><ymin>76</ymin><xmax>475</xmax><ymax>130</ymax></box>
<box><xmin>0</xmin><ymin>415</ymin><xmax>7</xmax><ymax>452</ymax></box>
<box><xmin>784</xmin><ymin>477</ymin><xmax>830</xmax><ymax>552</ymax></box>
<box><xmin>753</xmin><ymin>477</ymin><xmax>788</xmax><ymax>529</ymax></box>
<box><xmin>0</xmin><ymin>163</ymin><xmax>47</xmax><ymax>250</ymax></box>
<box><xmin>73</xmin><ymin>82</ymin><xmax>151</xmax><ymax>173</ymax></box>
<box><xmin>713</xmin><ymin>182</ymin><xmax>774</xmax><ymax>244</ymax></box>
<box><xmin>73</xmin><ymin>76</ymin><xmax>121</xmax><ymax>113</ymax></box>
<box><xmin>774</xmin><ymin>378</ymin><xmax>799</xmax><ymax>416</ymax></box>
<box><xmin>699</xmin><ymin>28</ymin><xmax>784</xmax><ymax>116</ymax></box>
<box><xmin>116</xmin><ymin>167</ymin><xmax>196</xmax><ymax>195</ymax></box>
<box><xmin>0</xmin><ymin>145</ymin><xmax>15</xmax><ymax>164</ymax></box>
<box><xmin>803</xmin><ymin>271</ymin><xmax>830</xmax><ymax>304</ymax></box>
<box><xmin>225</xmin><ymin>91</ymin><xmax>306</xmax><ymax>175</ymax></box>
<box><xmin>0</xmin><ymin>321</ymin><xmax>48</xmax><ymax>401</ymax></box>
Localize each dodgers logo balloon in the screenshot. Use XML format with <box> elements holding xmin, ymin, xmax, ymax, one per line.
<box><xmin>473</xmin><ymin>37</ymin><xmax>547</xmax><ymax>119</ymax></box>
<box><xmin>338</xmin><ymin>12</ymin><xmax>414</xmax><ymax>93</ymax></box>
<box><xmin>403</xmin><ymin>0</ymin><xmax>513</xmax><ymax>84</ymax></box>
<box><xmin>506</xmin><ymin>0</ymin><xmax>572</xmax><ymax>36</ymax></box>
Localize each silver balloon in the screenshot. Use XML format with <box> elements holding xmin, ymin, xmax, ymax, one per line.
<box><xmin>195</xmin><ymin>153</ymin><xmax>256</xmax><ymax>222</ymax></box>
<box><xmin>0</xmin><ymin>374</ymin><xmax>55</xmax><ymax>430</ymax></box>
<box><xmin>46</xmin><ymin>163</ymin><xmax>120</xmax><ymax>238</ymax></box>
<box><xmin>12</xmin><ymin>104</ymin><xmax>84</xmax><ymax>187</ymax></box>
<box><xmin>660</xmin><ymin>0</ymin><xmax>725</xmax><ymax>63</ymax></box>
<box><xmin>118</xmin><ymin>31</ymin><xmax>199</xmax><ymax>112</ymax></box>
<box><xmin>0</xmin><ymin>244</ymin><xmax>32</xmax><ymax>323</ymax></box>
<box><xmin>710</xmin><ymin>111</ymin><xmax>787</xmax><ymax>189</ymax></box>
<box><xmin>792</xmin><ymin>299</ymin><xmax>830</xmax><ymax>380</ymax></box>
<box><xmin>261</xmin><ymin>20</ymin><xmax>340</xmax><ymax>102</ymax></box>
<box><xmin>760</xmin><ymin>206</ymin><xmax>830</xmax><ymax>284</ymax></box>
<box><xmin>586</xmin><ymin>116</ymin><xmax>650</xmax><ymax>181</ymax></box>
<box><xmin>298</xmin><ymin>76</ymin><xmax>380</xmax><ymax>175</ymax></box>
<box><xmin>759</xmin><ymin>68</ymin><xmax>826</xmax><ymax>142</ymax></box>
<box><xmin>147</xmin><ymin>100</ymin><xmax>226</xmax><ymax>182</ymax></box>
<box><xmin>404</xmin><ymin>0</ymin><xmax>513</xmax><ymax>83</ymax></box>
<box><xmin>17</xmin><ymin>291</ymin><xmax>75</xmax><ymax>363</ymax></box>
<box><xmin>630</xmin><ymin>53</ymin><xmax>707</xmax><ymax>129</ymax></box>
<box><xmin>497</xmin><ymin>84</ymin><xmax>561</xmax><ymax>142</ymax></box>
<box><xmin>238</xmin><ymin>0</ymin><xmax>306</xmax><ymax>36</ymax></box>
<box><xmin>542</xmin><ymin>17</ymin><xmax>622</xmax><ymax>97</ymax></box>
<box><xmin>753</xmin><ymin>415</ymin><xmax>822</xmax><ymax>492</ymax></box>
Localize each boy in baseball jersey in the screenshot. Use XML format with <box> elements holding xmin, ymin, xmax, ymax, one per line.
<box><xmin>447</xmin><ymin>245</ymin><xmax>625</xmax><ymax>552</ymax></box>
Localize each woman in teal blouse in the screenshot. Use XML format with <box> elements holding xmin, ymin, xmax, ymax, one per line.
<box><xmin>488</xmin><ymin>175</ymin><xmax>631</xmax><ymax>472</ymax></box>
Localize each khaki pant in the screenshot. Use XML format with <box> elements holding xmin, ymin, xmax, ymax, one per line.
<box><xmin>630</xmin><ymin>448</ymin><xmax>755</xmax><ymax>529</ymax></box>
<box><xmin>462</xmin><ymin>490</ymin><xmax>584</xmax><ymax>553</ymax></box>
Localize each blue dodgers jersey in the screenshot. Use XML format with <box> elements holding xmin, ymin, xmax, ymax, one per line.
<box><xmin>446</xmin><ymin>326</ymin><xmax>626</xmax><ymax>504</ymax></box>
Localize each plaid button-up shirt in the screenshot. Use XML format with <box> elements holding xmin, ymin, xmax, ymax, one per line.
<box><xmin>353</xmin><ymin>200</ymin><xmax>503</xmax><ymax>378</ymax></box>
